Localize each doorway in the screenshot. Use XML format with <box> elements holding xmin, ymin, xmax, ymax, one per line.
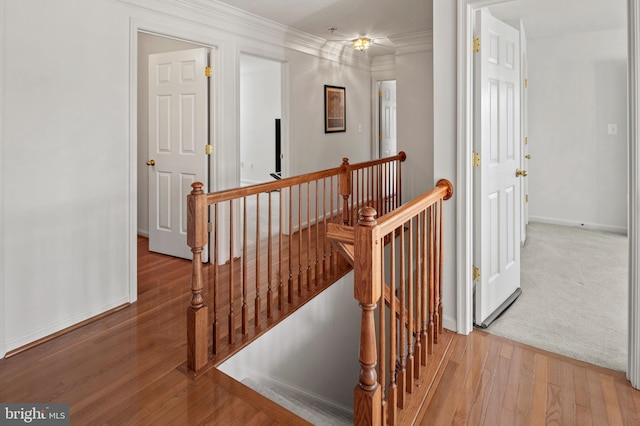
<box><xmin>239</xmin><ymin>54</ymin><xmax>283</xmax><ymax>186</ymax></box>
<box><xmin>136</xmin><ymin>31</ymin><xmax>215</xmax><ymax>279</ymax></box>
<box><xmin>455</xmin><ymin>0</ymin><xmax>637</xmax><ymax>385</ymax></box>
<box><xmin>137</xmin><ymin>33</ymin><xmax>207</xmax><ymax>238</ymax></box>
<box><xmin>481</xmin><ymin>3</ymin><xmax>629</xmax><ymax>370</ymax></box>
<box><xmin>378</xmin><ymin>80</ymin><xmax>397</xmax><ymax>159</ymax></box>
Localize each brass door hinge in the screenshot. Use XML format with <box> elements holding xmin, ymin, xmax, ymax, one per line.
<box><xmin>205</xmin><ymin>66</ymin><xmax>213</xmax><ymax>77</ymax></box>
<box><xmin>526</xmin><ymin>194</ymin><xmax>529</xmax><ymax>203</ymax></box>
<box><xmin>524</xmin><ymin>78</ymin><xmax>529</xmax><ymax>88</ymax></box>
<box><xmin>473</xmin><ymin>37</ymin><xmax>480</xmax><ymax>53</ymax></box>
<box><xmin>524</xmin><ymin>136</ymin><xmax>528</xmax><ymax>145</ymax></box>
<box><xmin>473</xmin><ymin>152</ymin><xmax>480</xmax><ymax>168</ymax></box>
<box><xmin>208</xmin><ymin>222</ymin><xmax>213</xmax><ymax>232</ymax></box>
<box><xmin>205</xmin><ymin>144</ymin><xmax>213</xmax><ymax>155</ymax></box>
<box><xmin>473</xmin><ymin>266</ymin><xmax>480</xmax><ymax>282</ymax></box>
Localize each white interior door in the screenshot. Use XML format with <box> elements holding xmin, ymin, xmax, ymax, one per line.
<box><xmin>520</xmin><ymin>20</ymin><xmax>529</xmax><ymax>244</ymax></box>
<box><xmin>379</xmin><ymin>80</ymin><xmax>397</xmax><ymax>157</ymax></box>
<box><xmin>474</xmin><ymin>10</ymin><xmax>522</xmax><ymax>326</ymax></box>
<box><xmin>148</xmin><ymin>48</ymin><xmax>209</xmax><ymax>260</ymax></box>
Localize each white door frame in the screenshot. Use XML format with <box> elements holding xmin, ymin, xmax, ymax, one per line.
<box><xmin>457</xmin><ymin>0</ymin><xmax>640</xmax><ymax>388</ymax></box>
<box><xmin>627</xmin><ymin>0</ymin><xmax>640</xmax><ymax>389</ymax></box>
<box><xmin>128</xmin><ymin>19</ymin><xmax>221</xmax><ymax>303</ymax></box>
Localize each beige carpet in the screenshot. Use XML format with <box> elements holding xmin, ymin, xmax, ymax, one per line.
<box><xmin>485</xmin><ymin>222</ymin><xmax>628</xmax><ymax>372</ymax></box>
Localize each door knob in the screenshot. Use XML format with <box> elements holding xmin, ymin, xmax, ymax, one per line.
<box><xmin>516</xmin><ymin>169</ymin><xmax>528</xmax><ymax>177</ymax></box>
<box><xmin>525</xmin><ymin>155</ymin><xmax>532</xmax><ymax>160</ymax></box>
<box><xmin>147</xmin><ymin>159</ymin><xmax>155</xmax><ymax>166</ymax></box>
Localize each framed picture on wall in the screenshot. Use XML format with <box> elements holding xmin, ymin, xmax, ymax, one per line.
<box><xmin>324</xmin><ymin>85</ymin><xmax>346</xmax><ymax>133</ymax></box>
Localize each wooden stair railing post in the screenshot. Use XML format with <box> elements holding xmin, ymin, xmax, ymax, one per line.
<box><xmin>354</xmin><ymin>206</ymin><xmax>382</xmax><ymax>426</ymax></box>
<box><xmin>187</xmin><ymin>182</ymin><xmax>209</xmax><ymax>372</ymax></box>
<box><xmin>340</xmin><ymin>158</ymin><xmax>352</xmax><ymax>225</ymax></box>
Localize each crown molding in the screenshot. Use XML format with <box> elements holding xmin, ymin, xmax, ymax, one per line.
<box><xmin>389</xmin><ymin>30</ymin><xmax>433</xmax><ymax>55</ymax></box>
<box><xmin>371</xmin><ymin>55</ymin><xmax>396</xmax><ymax>74</ymax></box>
<box><xmin>110</xmin><ymin>0</ymin><xmax>371</xmax><ymax>69</ymax></box>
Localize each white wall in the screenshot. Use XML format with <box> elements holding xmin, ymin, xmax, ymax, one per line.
<box><xmin>397</xmin><ymin>50</ymin><xmax>436</xmax><ymax>202</ymax></box>
<box><xmin>219</xmin><ymin>274</ymin><xmax>360</xmax><ymax>411</ymax></box>
<box><xmin>240</xmin><ymin>55</ymin><xmax>281</xmax><ymax>186</ymax></box>
<box><xmin>0</xmin><ymin>0</ymin><xmax>373</xmax><ymax>356</ymax></box>
<box><xmin>527</xmin><ymin>29</ymin><xmax>628</xmax><ymax>233</ymax></box>
<box><xmin>287</xmin><ymin>56</ymin><xmax>373</xmax><ymax>174</ymax></box>
<box><xmin>2</xmin><ymin>0</ymin><xmax>133</xmax><ymax>354</ymax></box>
<box><xmin>137</xmin><ymin>33</ymin><xmax>200</xmax><ymax>236</ymax></box>
<box><xmin>433</xmin><ymin>0</ymin><xmax>460</xmax><ymax>332</ymax></box>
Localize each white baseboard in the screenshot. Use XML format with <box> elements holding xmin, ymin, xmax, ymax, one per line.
<box><xmin>5</xmin><ymin>296</ymin><xmax>130</xmax><ymax>353</ymax></box>
<box><xmin>529</xmin><ymin>216</ymin><xmax>627</xmax><ymax>235</ymax></box>
<box><xmin>137</xmin><ymin>229</ymin><xmax>149</xmax><ymax>238</ymax></box>
<box><xmin>241</xmin><ymin>179</ymin><xmax>263</xmax><ymax>187</ymax></box>
<box><xmin>443</xmin><ymin>315</ymin><xmax>457</xmax><ymax>333</ymax></box>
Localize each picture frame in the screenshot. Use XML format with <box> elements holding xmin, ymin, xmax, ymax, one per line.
<box><xmin>324</xmin><ymin>85</ymin><xmax>346</xmax><ymax>133</ymax></box>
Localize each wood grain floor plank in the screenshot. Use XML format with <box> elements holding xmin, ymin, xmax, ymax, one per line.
<box><xmin>420</xmin><ymin>330</ymin><xmax>639</xmax><ymax>426</ymax></box>
<box><xmin>530</xmin><ymin>353</ymin><xmax>548</xmax><ymax>426</ymax></box>
<box><xmin>601</xmin><ymin>373</ymin><xmax>625</xmax><ymax>425</ymax></box>
<box><xmin>615</xmin><ymin>375</ymin><xmax>640</xmax><ymax>426</ymax></box>
<box><xmin>501</xmin><ymin>343</ymin><xmax>523</xmax><ymax>412</ymax></box>
<box><xmin>514</xmin><ymin>348</ymin><xmax>536</xmax><ymax>425</ymax></box>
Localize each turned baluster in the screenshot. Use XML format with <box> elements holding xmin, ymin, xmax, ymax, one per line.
<box><xmin>354</xmin><ymin>207</ymin><xmax>382</xmax><ymax>425</ymax></box>
<box><xmin>340</xmin><ymin>157</ymin><xmax>351</xmax><ymax>225</ymax></box>
<box><xmin>212</xmin><ymin>203</ymin><xmax>219</xmax><ymax>354</ymax></box>
<box><xmin>397</xmin><ymin>226</ymin><xmax>407</xmax><ymax>408</ymax></box>
<box><xmin>187</xmin><ymin>182</ymin><xmax>209</xmax><ymax>372</ymax></box>
<box><xmin>420</xmin><ymin>210</ymin><xmax>429</xmax><ymax>366</ymax></box>
<box><xmin>242</xmin><ymin>197</ymin><xmax>248</xmax><ymax>336</ymax></box>
<box><xmin>428</xmin><ymin>207</ymin><xmax>435</xmax><ymax>354</ymax></box>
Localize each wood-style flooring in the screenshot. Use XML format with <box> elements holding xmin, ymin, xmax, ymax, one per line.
<box><xmin>0</xmin><ymin>237</ymin><xmax>638</xmax><ymax>425</ymax></box>
<box><xmin>418</xmin><ymin>330</ymin><xmax>640</xmax><ymax>425</ymax></box>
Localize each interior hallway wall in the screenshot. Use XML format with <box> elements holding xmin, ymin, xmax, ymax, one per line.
<box><xmin>527</xmin><ymin>28</ymin><xmax>628</xmax><ymax>233</ymax></box>
<box><xmin>0</xmin><ymin>0</ymin><xmax>373</xmax><ymax>356</ymax></box>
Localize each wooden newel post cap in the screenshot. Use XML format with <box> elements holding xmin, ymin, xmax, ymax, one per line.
<box><xmin>358</xmin><ymin>207</ymin><xmax>378</xmax><ymax>227</ymax></box>
<box><xmin>191</xmin><ymin>182</ymin><xmax>204</xmax><ymax>195</ymax></box>
<box><xmin>398</xmin><ymin>151</ymin><xmax>407</xmax><ymax>161</ymax></box>
<box><xmin>436</xmin><ymin>179</ymin><xmax>454</xmax><ymax>200</ymax></box>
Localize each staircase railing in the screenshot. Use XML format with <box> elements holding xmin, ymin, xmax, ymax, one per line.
<box><xmin>352</xmin><ymin>179</ymin><xmax>454</xmax><ymax>425</ymax></box>
<box><xmin>184</xmin><ymin>153</ymin><xmax>406</xmax><ymax>373</ymax></box>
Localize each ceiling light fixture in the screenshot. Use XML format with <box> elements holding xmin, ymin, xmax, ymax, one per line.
<box><xmin>352</xmin><ymin>37</ymin><xmax>371</xmax><ymax>51</ymax></box>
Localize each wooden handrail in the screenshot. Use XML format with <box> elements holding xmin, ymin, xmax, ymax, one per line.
<box><xmin>184</xmin><ymin>153</ymin><xmax>408</xmax><ymax>374</ymax></box>
<box><xmin>352</xmin><ymin>178</ymin><xmax>454</xmax><ymax>425</ymax></box>
<box><xmin>371</xmin><ymin>179</ymin><xmax>453</xmax><ymax>238</ymax></box>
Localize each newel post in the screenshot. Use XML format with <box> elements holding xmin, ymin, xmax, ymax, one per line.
<box><xmin>187</xmin><ymin>182</ymin><xmax>209</xmax><ymax>372</ymax></box>
<box><xmin>354</xmin><ymin>206</ymin><xmax>382</xmax><ymax>425</ymax></box>
<box><xmin>339</xmin><ymin>157</ymin><xmax>352</xmax><ymax>225</ymax></box>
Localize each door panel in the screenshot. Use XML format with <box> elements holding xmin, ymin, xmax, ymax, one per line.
<box><xmin>148</xmin><ymin>48</ymin><xmax>209</xmax><ymax>260</ymax></box>
<box><xmin>474</xmin><ymin>10</ymin><xmax>522</xmax><ymax>326</ymax></box>
<box><xmin>379</xmin><ymin>80</ymin><xmax>397</xmax><ymax>157</ymax></box>
<box><xmin>521</xmin><ymin>20</ymin><xmax>529</xmax><ymax>243</ymax></box>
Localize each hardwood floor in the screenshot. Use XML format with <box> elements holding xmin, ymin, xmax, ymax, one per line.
<box><xmin>418</xmin><ymin>330</ymin><xmax>640</xmax><ymax>426</ymax></box>
<box><xmin>0</xmin><ymin>237</ymin><xmax>638</xmax><ymax>425</ymax></box>
<box><xmin>0</xmin><ymin>237</ymin><xmax>310</xmax><ymax>425</ymax></box>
